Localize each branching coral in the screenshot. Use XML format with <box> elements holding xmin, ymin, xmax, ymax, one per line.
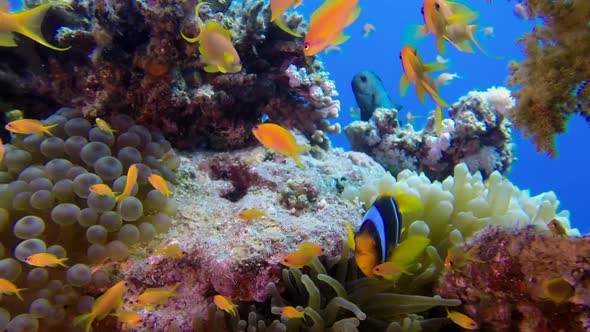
<box><xmin>344</xmin><ymin>87</ymin><xmax>515</xmax><ymax>180</ymax></box>
<box><xmin>1</xmin><ymin>0</ymin><xmax>339</xmax><ymax>150</ymax></box>
<box><xmin>507</xmin><ymin>0</ymin><xmax>590</xmax><ymax>157</ymax></box>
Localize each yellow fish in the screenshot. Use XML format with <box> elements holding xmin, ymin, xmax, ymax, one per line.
<box><xmin>270</xmin><ymin>0</ymin><xmax>303</xmax><ymax>37</ymax></box>
<box><xmin>0</xmin><ymin>278</ymin><xmax>25</xmax><ymax>300</ymax></box>
<box><xmin>152</xmin><ymin>244</ymin><xmax>184</xmax><ymax>259</ymax></box>
<box><xmin>0</xmin><ymin>137</ymin><xmax>3</xmax><ymax>164</ymax></box>
<box><xmin>25</xmin><ymin>253</ymin><xmax>68</xmax><ymax>268</ymax></box>
<box><xmin>447</xmin><ymin>310</ymin><xmax>478</xmax><ymax>330</ymax></box>
<box><xmin>134</xmin><ymin>283</ymin><xmax>180</xmax><ymax>311</ymax></box>
<box><xmin>5</xmin><ymin>119</ymin><xmax>58</xmax><ymax>135</ymax></box>
<box><xmin>237</xmin><ymin>208</ymin><xmax>267</xmax><ymax>221</ymax></box>
<box><xmin>400</xmin><ymin>46</ymin><xmax>449</xmax><ymax>107</ymax></box>
<box><xmin>298</xmin><ymin>242</ymin><xmax>324</xmax><ymax>257</ymax></box>
<box><xmin>89</xmin><ymin>184</ymin><xmax>116</xmax><ymax>197</ymax></box>
<box><xmin>116</xmin><ymin>164</ymin><xmax>138</xmax><ymax>202</ymax></box>
<box><xmin>541</xmin><ymin>277</ymin><xmax>575</xmax><ymax>304</ymax></box>
<box><xmin>252</xmin><ymin>123</ymin><xmax>310</xmax><ymax>169</ymax></box>
<box><xmin>95</xmin><ymin>118</ymin><xmax>116</xmax><ymax>136</ymax></box>
<box><xmin>181</xmin><ymin>2</ymin><xmax>241</xmax><ymax>73</ymax></box>
<box><xmin>74</xmin><ymin>280</ymin><xmax>128</xmax><ymax>332</ymax></box>
<box><xmin>444</xmin><ymin>245</ymin><xmax>484</xmax><ymax>272</ymax></box>
<box><xmin>304</xmin><ymin>0</ymin><xmax>361</xmax><ymax>56</ymax></box>
<box><xmin>279</xmin><ymin>306</ymin><xmax>305</xmax><ymax>319</ymax></box>
<box><xmin>372</xmin><ymin>236</ymin><xmax>430</xmax><ymax>281</ymax></box>
<box><xmin>548</xmin><ymin>219</ymin><xmax>567</xmax><ymax>236</ymax></box>
<box><xmin>214</xmin><ymin>295</ymin><xmax>237</xmax><ymax>316</ymax></box>
<box><xmin>110</xmin><ymin>311</ymin><xmax>143</xmax><ymax>329</ymax></box>
<box><xmin>0</xmin><ymin>1</ymin><xmax>71</xmax><ymax>51</ymax></box>
<box><xmin>148</xmin><ymin>173</ymin><xmax>172</xmax><ymax>197</ymax></box>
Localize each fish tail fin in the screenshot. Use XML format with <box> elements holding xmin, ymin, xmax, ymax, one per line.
<box><xmin>58</xmin><ymin>257</ymin><xmax>69</xmax><ymax>267</ymax></box>
<box><xmin>73</xmin><ymin>313</ymin><xmax>96</xmax><ymax>332</ymax></box>
<box><xmin>435</xmin><ymin>106</ymin><xmax>443</xmax><ymax>137</ymax></box>
<box><xmin>273</xmin><ymin>17</ymin><xmax>301</xmax><ymax>37</ymax></box>
<box><xmin>43</xmin><ymin>123</ymin><xmax>58</xmax><ymax>136</ymax></box>
<box><xmin>15</xmin><ymin>288</ymin><xmax>26</xmax><ymax>301</ymax></box>
<box><xmin>467</xmin><ymin>25</ymin><xmax>504</xmax><ymax>59</ymax></box>
<box><xmin>12</xmin><ymin>4</ymin><xmax>71</xmax><ymax>51</ymax></box>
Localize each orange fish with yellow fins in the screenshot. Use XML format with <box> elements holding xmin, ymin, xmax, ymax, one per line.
<box><xmin>74</xmin><ymin>280</ymin><xmax>128</xmax><ymax>332</ymax></box>
<box><xmin>399</xmin><ymin>46</ymin><xmax>449</xmax><ymax>108</ymax></box>
<box><xmin>303</xmin><ymin>0</ymin><xmax>361</xmax><ymax>56</ymax></box>
<box><xmin>270</xmin><ymin>0</ymin><xmax>303</xmax><ymax>37</ymax></box>
<box><xmin>0</xmin><ymin>1</ymin><xmax>71</xmax><ymax>51</ymax></box>
<box><xmin>214</xmin><ymin>295</ymin><xmax>238</xmax><ymax>316</ymax></box>
<box><xmin>5</xmin><ymin>119</ymin><xmax>58</xmax><ymax>135</ymax></box>
<box><xmin>116</xmin><ymin>164</ymin><xmax>138</xmax><ymax>202</ymax></box>
<box><xmin>25</xmin><ymin>253</ymin><xmax>68</xmax><ymax>268</ymax></box>
<box><xmin>181</xmin><ymin>2</ymin><xmax>241</xmax><ymax>73</ymax></box>
<box><xmin>0</xmin><ymin>278</ymin><xmax>25</xmax><ymax>300</ymax></box>
<box><xmin>252</xmin><ymin>123</ymin><xmax>310</xmax><ymax>169</ymax></box>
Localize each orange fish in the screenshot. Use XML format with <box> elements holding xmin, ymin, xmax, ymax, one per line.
<box><xmin>362</xmin><ymin>23</ymin><xmax>375</xmax><ymax>37</ymax></box>
<box><xmin>0</xmin><ymin>1</ymin><xmax>71</xmax><ymax>51</ymax></box>
<box><xmin>95</xmin><ymin>118</ymin><xmax>116</xmax><ymax>136</ymax></box>
<box><xmin>280</xmin><ymin>249</ymin><xmax>316</xmax><ymax>268</ymax></box>
<box><xmin>237</xmin><ymin>208</ymin><xmax>267</xmax><ymax>221</ymax></box>
<box><xmin>405</xmin><ymin>112</ymin><xmax>421</xmax><ymax>124</ymax></box>
<box><xmin>181</xmin><ymin>2</ymin><xmax>241</xmax><ymax>73</ymax></box>
<box><xmin>252</xmin><ymin>123</ymin><xmax>310</xmax><ymax>169</ymax></box>
<box><xmin>303</xmin><ymin>0</ymin><xmax>361</xmax><ymax>56</ymax></box>
<box><xmin>214</xmin><ymin>295</ymin><xmax>238</xmax><ymax>316</ymax></box>
<box><xmin>417</xmin><ymin>0</ymin><xmax>479</xmax><ymax>54</ymax></box>
<box><xmin>444</xmin><ymin>23</ymin><xmax>494</xmax><ymax>56</ymax></box>
<box><xmin>116</xmin><ymin>164</ymin><xmax>138</xmax><ymax>202</ymax></box>
<box><xmin>110</xmin><ymin>311</ymin><xmax>143</xmax><ymax>329</ymax></box>
<box><xmin>0</xmin><ymin>278</ymin><xmax>25</xmax><ymax>300</ymax></box>
<box><xmin>89</xmin><ymin>184</ymin><xmax>116</xmax><ymax>197</ymax></box>
<box><xmin>74</xmin><ymin>281</ymin><xmax>128</xmax><ymax>332</ymax></box>
<box><xmin>270</xmin><ymin>0</ymin><xmax>303</xmax><ymax>37</ymax></box>
<box><xmin>447</xmin><ymin>310</ymin><xmax>478</xmax><ymax>330</ymax></box>
<box><xmin>279</xmin><ymin>306</ymin><xmax>305</xmax><ymax>319</ymax></box>
<box><xmin>298</xmin><ymin>242</ymin><xmax>324</xmax><ymax>257</ymax></box>
<box><xmin>148</xmin><ymin>173</ymin><xmax>172</xmax><ymax>197</ymax></box>
<box><xmin>399</xmin><ymin>46</ymin><xmax>449</xmax><ymax>107</ymax></box>
<box><xmin>25</xmin><ymin>253</ymin><xmax>68</xmax><ymax>268</ymax></box>
<box><xmin>5</xmin><ymin>119</ymin><xmax>58</xmax><ymax>135</ymax></box>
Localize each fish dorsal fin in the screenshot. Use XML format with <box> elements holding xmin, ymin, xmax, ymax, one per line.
<box><xmin>204</xmin><ymin>20</ymin><xmax>232</xmax><ymax>40</ymax></box>
<box><xmin>345</xmin><ymin>5</ymin><xmax>361</xmax><ymax>27</ymax></box>
<box><xmin>310</xmin><ymin>0</ymin><xmax>340</xmax><ymax>24</ymax></box>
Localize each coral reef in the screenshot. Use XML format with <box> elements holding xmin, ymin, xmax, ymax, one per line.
<box><xmin>344</xmin><ymin>87</ymin><xmax>515</xmax><ymax>180</ymax></box>
<box><xmin>0</xmin><ymin>107</ymin><xmax>177</xmax><ymax>330</ymax></box>
<box><xmin>437</xmin><ymin>226</ymin><xmax>590</xmax><ymax>331</ymax></box>
<box><xmin>1</xmin><ymin>0</ymin><xmax>340</xmax><ymax>150</ymax></box>
<box><xmin>507</xmin><ymin>0</ymin><xmax>590</xmax><ymax>157</ymax></box>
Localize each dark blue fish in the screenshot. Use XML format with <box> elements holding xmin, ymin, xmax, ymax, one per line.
<box><xmin>351</xmin><ymin>71</ymin><xmax>402</xmax><ymax>121</ymax></box>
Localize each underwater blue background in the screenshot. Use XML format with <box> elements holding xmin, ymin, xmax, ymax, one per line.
<box><xmin>300</xmin><ymin>0</ymin><xmax>590</xmax><ymax>232</ymax></box>
<box><xmin>6</xmin><ymin>0</ymin><xmax>588</xmax><ymax>232</ymax></box>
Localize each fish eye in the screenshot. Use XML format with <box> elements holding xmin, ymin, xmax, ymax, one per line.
<box><xmin>253</xmin><ymin>125</ymin><xmax>258</xmax><ymax>130</ymax></box>
<box><xmin>414</xmin><ymin>49</ymin><xmax>418</xmax><ymax>55</ymax></box>
<box><xmin>435</xmin><ymin>2</ymin><xmax>440</xmax><ymax>10</ymax></box>
<box><xmin>398</xmin><ymin>53</ymin><xmax>402</xmax><ymax>60</ymax></box>
<box><xmin>421</xmin><ymin>6</ymin><xmax>424</xmax><ymax>15</ymax></box>
<box><xmin>124</xmin><ymin>282</ymin><xmax>129</xmax><ymax>286</ymax></box>
<box><xmin>135</xmin><ymin>299</ymin><xmax>140</xmax><ymax>303</ymax></box>
<box><xmin>303</xmin><ymin>42</ymin><xmax>310</xmax><ymax>50</ymax></box>
<box><xmin>283</xmin><ymin>259</ymin><xmax>288</xmax><ymax>262</ymax></box>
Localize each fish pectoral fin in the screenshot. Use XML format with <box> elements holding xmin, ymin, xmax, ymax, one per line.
<box><xmin>12</xmin><ymin>4</ymin><xmax>71</xmax><ymax>51</ymax></box>
<box><xmin>0</xmin><ymin>32</ymin><xmax>17</xmax><ymax>47</ymax></box>
<box><xmin>203</xmin><ymin>64</ymin><xmax>220</xmax><ymax>73</ymax></box>
<box><xmin>416</xmin><ymin>84</ymin><xmax>426</xmax><ymax>104</ymax></box>
<box><xmin>332</xmin><ymin>33</ymin><xmax>350</xmax><ymax>45</ymax></box>
<box><xmin>273</xmin><ymin>17</ymin><xmax>302</xmax><ymax>37</ymax></box>
<box><xmin>399</xmin><ymin>74</ymin><xmax>410</xmax><ymax>96</ymax></box>
<box><xmin>345</xmin><ymin>5</ymin><xmax>362</xmax><ymax>27</ymax></box>
<box><xmin>423</xmin><ymin>61</ymin><xmax>448</xmax><ymax>72</ymax></box>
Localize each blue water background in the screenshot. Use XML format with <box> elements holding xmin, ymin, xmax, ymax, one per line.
<box><xmin>6</xmin><ymin>0</ymin><xmax>588</xmax><ymax>232</ymax></box>
<box><xmin>298</xmin><ymin>1</ymin><xmax>590</xmax><ymax>232</ymax></box>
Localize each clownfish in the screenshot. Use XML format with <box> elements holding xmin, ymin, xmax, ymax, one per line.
<box><xmin>354</xmin><ymin>190</ymin><xmax>422</xmax><ymax>278</ymax></box>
